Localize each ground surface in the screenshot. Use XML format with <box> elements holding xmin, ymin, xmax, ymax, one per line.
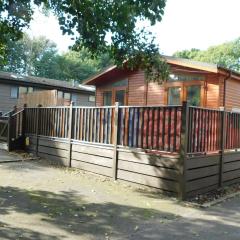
<box><xmin>0</xmin><ymin>150</ymin><xmax>240</xmax><ymax>240</ymax></box>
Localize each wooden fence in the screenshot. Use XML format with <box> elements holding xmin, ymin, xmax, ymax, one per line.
<box><xmin>0</xmin><ymin>116</ymin><xmax>8</xmax><ymax>141</ymax></box>
<box><xmin>17</xmin><ymin>102</ymin><xmax>240</xmax><ymax>199</ymax></box>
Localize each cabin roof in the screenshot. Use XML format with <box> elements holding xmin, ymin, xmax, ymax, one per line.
<box><xmin>84</xmin><ymin>56</ymin><xmax>240</xmax><ymax>85</ymax></box>
<box><xmin>0</xmin><ymin>71</ymin><xmax>95</xmax><ymax>93</ymax></box>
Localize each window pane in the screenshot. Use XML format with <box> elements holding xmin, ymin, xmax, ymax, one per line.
<box><xmin>72</xmin><ymin>94</ymin><xmax>78</xmax><ymax>104</ymax></box>
<box><xmin>168</xmin><ymin>87</ymin><xmax>181</xmax><ymax>105</ymax></box>
<box><xmin>28</xmin><ymin>87</ymin><xmax>33</xmax><ymax>93</ymax></box>
<box><xmin>64</xmin><ymin>93</ymin><xmax>71</xmax><ymax>100</ymax></box>
<box><xmin>19</xmin><ymin>86</ymin><xmax>28</xmax><ymax>95</ymax></box>
<box><xmin>103</xmin><ymin>91</ymin><xmax>112</xmax><ymax>106</ymax></box>
<box><xmin>115</xmin><ymin>90</ymin><xmax>125</xmax><ymax>106</ymax></box>
<box><xmin>88</xmin><ymin>95</ymin><xmax>95</xmax><ymax>102</ymax></box>
<box><xmin>169</xmin><ymin>74</ymin><xmax>205</xmax><ymax>82</ymax></box>
<box><xmin>10</xmin><ymin>87</ymin><xmax>18</xmax><ymax>99</ymax></box>
<box><xmin>58</xmin><ymin>91</ymin><xmax>63</xmax><ymax>99</ymax></box>
<box><xmin>187</xmin><ymin>85</ymin><xmax>201</xmax><ymax>106</ymax></box>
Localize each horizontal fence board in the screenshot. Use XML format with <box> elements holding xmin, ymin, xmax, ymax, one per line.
<box><xmin>223</xmin><ymin>177</ymin><xmax>240</xmax><ymax>187</ymax></box>
<box><xmin>186</xmin><ymin>165</ymin><xmax>219</xmax><ymax>181</ymax></box>
<box><xmin>223</xmin><ymin>169</ymin><xmax>240</xmax><ymax>182</ymax></box>
<box><xmin>72</xmin><ymin>152</ymin><xmax>112</xmax><ymax>167</ymax></box>
<box><xmin>118</xmin><ymin>160</ymin><xmax>179</xmax><ymax>180</ymax></box>
<box><xmin>186</xmin><ymin>175</ymin><xmax>219</xmax><ymax>193</ymax></box>
<box><xmin>38</xmin><ymin>146</ymin><xmax>69</xmax><ymax>158</ymax></box>
<box><xmin>71</xmin><ymin>160</ymin><xmax>112</xmax><ymax>177</ymax></box>
<box><xmin>224</xmin><ymin>152</ymin><xmax>240</xmax><ymax>163</ymax></box>
<box><xmin>37</xmin><ymin>152</ymin><xmax>69</xmax><ymax>166</ymax></box>
<box><xmin>38</xmin><ymin>138</ymin><xmax>69</xmax><ymax>150</ymax></box>
<box><xmin>72</xmin><ymin>144</ymin><xmax>113</xmax><ymax>158</ymax></box>
<box><xmin>186</xmin><ymin>155</ymin><xmax>220</xmax><ymax>169</ymax></box>
<box><xmin>118</xmin><ymin>169</ymin><xmax>179</xmax><ymax>193</ymax></box>
<box><xmin>224</xmin><ymin>161</ymin><xmax>240</xmax><ymax>172</ymax></box>
<box><xmin>118</xmin><ymin>150</ymin><xmax>179</xmax><ymax>169</ymax></box>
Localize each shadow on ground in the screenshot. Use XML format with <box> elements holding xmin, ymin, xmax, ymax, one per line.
<box><xmin>0</xmin><ymin>186</ymin><xmax>177</xmax><ymax>240</ymax></box>
<box><xmin>1</xmin><ymin>185</ymin><xmax>240</xmax><ymax>240</ymax></box>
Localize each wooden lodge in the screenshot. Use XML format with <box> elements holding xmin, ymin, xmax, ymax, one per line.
<box><xmin>84</xmin><ymin>56</ymin><xmax>240</xmax><ymax>111</ymax></box>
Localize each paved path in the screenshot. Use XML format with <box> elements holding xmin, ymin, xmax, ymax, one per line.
<box><xmin>0</xmin><ymin>158</ymin><xmax>239</xmax><ymax>240</ymax></box>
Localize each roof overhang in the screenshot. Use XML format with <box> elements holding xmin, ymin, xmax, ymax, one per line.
<box><xmin>84</xmin><ymin>56</ymin><xmax>240</xmax><ymax>85</ymax></box>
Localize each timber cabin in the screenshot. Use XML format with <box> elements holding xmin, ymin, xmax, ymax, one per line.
<box><xmin>84</xmin><ymin>56</ymin><xmax>240</xmax><ymax>110</ymax></box>
<box><xmin>0</xmin><ymin>71</ymin><xmax>95</xmax><ymax>114</ymax></box>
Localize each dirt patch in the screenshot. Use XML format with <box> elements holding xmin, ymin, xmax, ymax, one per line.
<box><xmin>187</xmin><ymin>183</ymin><xmax>240</xmax><ymax>206</ymax></box>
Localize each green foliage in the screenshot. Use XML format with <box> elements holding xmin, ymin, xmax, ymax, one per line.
<box><xmin>0</xmin><ymin>33</ymin><xmax>112</xmax><ymax>83</ymax></box>
<box><xmin>0</xmin><ymin>0</ymin><xmax>168</xmax><ymax>83</ymax></box>
<box><xmin>174</xmin><ymin>48</ymin><xmax>200</xmax><ymax>60</ymax></box>
<box><xmin>173</xmin><ymin>38</ymin><xmax>240</xmax><ymax>72</ymax></box>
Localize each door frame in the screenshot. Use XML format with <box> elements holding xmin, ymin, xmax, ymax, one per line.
<box><xmin>164</xmin><ymin>81</ymin><xmax>205</xmax><ymax>106</ymax></box>
<box><xmin>102</xmin><ymin>86</ymin><xmax>128</xmax><ymax>105</ymax></box>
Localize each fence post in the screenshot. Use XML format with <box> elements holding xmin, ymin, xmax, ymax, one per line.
<box><xmin>7</xmin><ymin>111</ymin><xmax>13</xmax><ymax>152</ymax></box>
<box><xmin>219</xmin><ymin>108</ymin><xmax>226</xmax><ymax>187</ymax></box>
<box><xmin>22</xmin><ymin>104</ymin><xmax>27</xmax><ymax>150</ymax></box>
<box><xmin>112</xmin><ymin>102</ymin><xmax>119</xmax><ymax>180</ymax></box>
<box><xmin>178</xmin><ymin>101</ymin><xmax>189</xmax><ymax>200</ymax></box>
<box><xmin>35</xmin><ymin>104</ymin><xmax>41</xmax><ymax>157</ymax></box>
<box><xmin>68</xmin><ymin>101</ymin><xmax>74</xmax><ymax>167</ymax></box>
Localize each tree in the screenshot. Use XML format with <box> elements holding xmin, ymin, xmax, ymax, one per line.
<box><xmin>1</xmin><ymin>33</ymin><xmax>113</xmax><ymax>83</ymax></box>
<box><xmin>0</xmin><ymin>0</ymin><xmax>168</xmax><ymax>83</ymax></box>
<box><xmin>173</xmin><ymin>38</ymin><xmax>240</xmax><ymax>72</ymax></box>
<box><xmin>0</xmin><ymin>33</ymin><xmax>59</xmax><ymax>75</ymax></box>
<box><xmin>174</xmin><ymin>48</ymin><xmax>200</xmax><ymax>60</ymax></box>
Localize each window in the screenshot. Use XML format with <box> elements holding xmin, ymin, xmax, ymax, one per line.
<box><xmin>169</xmin><ymin>74</ymin><xmax>205</xmax><ymax>82</ymax></box>
<box><xmin>186</xmin><ymin>85</ymin><xmax>201</xmax><ymax>106</ymax></box>
<box><xmin>115</xmin><ymin>90</ymin><xmax>125</xmax><ymax>106</ymax></box>
<box><xmin>64</xmin><ymin>92</ymin><xmax>71</xmax><ymax>100</ymax></box>
<box><xmin>88</xmin><ymin>95</ymin><xmax>95</xmax><ymax>102</ymax></box>
<box><xmin>105</xmin><ymin>79</ymin><xmax>128</xmax><ymax>88</ymax></box>
<box><xmin>168</xmin><ymin>87</ymin><xmax>181</xmax><ymax>105</ymax></box>
<box><xmin>19</xmin><ymin>87</ymin><xmax>28</xmax><ymax>96</ymax></box>
<box><xmin>28</xmin><ymin>87</ymin><xmax>33</xmax><ymax>93</ymax></box>
<box><xmin>10</xmin><ymin>86</ymin><xmax>18</xmax><ymax>99</ymax></box>
<box><xmin>103</xmin><ymin>91</ymin><xmax>112</xmax><ymax>106</ymax></box>
<box><xmin>58</xmin><ymin>91</ymin><xmax>63</xmax><ymax>99</ymax></box>
<box><xmin>72</xmin><ymin>94</ymin><xmax>78</xmax><ymax>104</ymax></box>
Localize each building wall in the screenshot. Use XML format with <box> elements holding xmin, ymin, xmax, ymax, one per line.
<box><xmin>128</xmin><ymin>71</ymin><xmax>145</xmax><ymax>106</ymax></box>
<box><xmin>0</xmin><ymin>83</ymin><xmax>18</xmax><ymax>113</ymax></box>
<box><xmin>96</xmin><ymin>88</ymin><xmax>104</xmax><ymax>106</ymax></box>
<box><xmin>94</xmin><ymin>70</ymin><xmax>227</xmax><ymax>108</ymax></box>
<box><xmin>205</xmin><ymin>74</ymin><xmax>220</xmax><ymax>109</ymax></box>
<box><xmin>0</xmin><ymin>82</ymin><xmax>95</xmax><ymax>113</ymax></box>
<box><xmin>146</xmin><ymin>82</ymin><xmax>165</xmax><ymax>105</ymax></box>
<box><xmin>74</xmin><ymin>93</ymin><xmax>95</xmax><ymax>106</ymax></box>
<box><xmin>225</xmin><ymin>78</ymin><xmax>240</xmax><ymax>110</ymax></box>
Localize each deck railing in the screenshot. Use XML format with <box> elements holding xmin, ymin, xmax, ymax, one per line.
<box><xmin>24</xmin><ymin>102</ymin><xmax>240</xmax><ymax>155</ymax></box>
<box><xmin>187</xmin><ymin>106</ymin><xmax>240</xmax><ymax>154</ymax></box>
<box><xmin>25</xmin><ymin>104</ymin><xmax>182</xmax><ymax>153</ymax></box>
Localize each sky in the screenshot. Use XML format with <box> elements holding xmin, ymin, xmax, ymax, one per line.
<box><xmin>27</xmin><ymin>0</ymin><xmax>240</xmax><ymax>55</ymax></box>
